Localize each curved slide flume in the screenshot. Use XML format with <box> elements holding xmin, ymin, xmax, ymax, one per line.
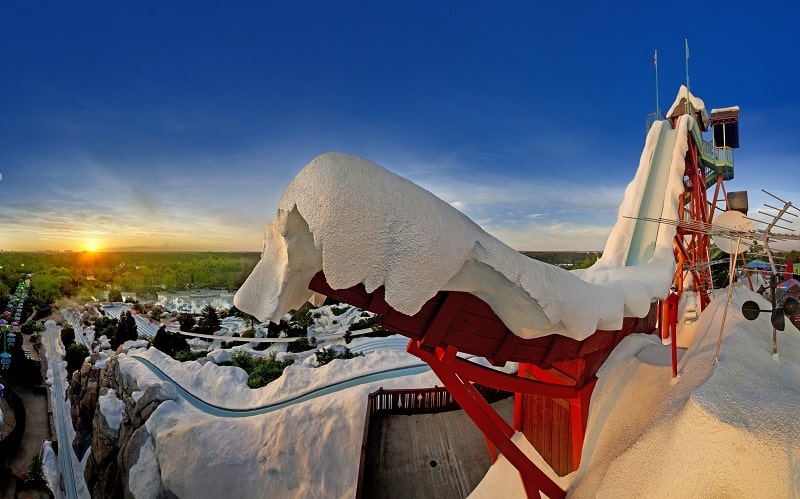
<box><xmin>130</xmin><ymin>354</ymin><xmax>432</xmax><ymax>417</ymax></box>
<box><xmin>46</xmin><ymin>324</ymin><xmax>79</xmax><ymax>499</ymax></box>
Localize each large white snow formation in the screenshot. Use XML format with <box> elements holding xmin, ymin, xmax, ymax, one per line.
<box><xmin>236</xmin><ymin>151</ymin><xmax>620</xmax><ymax>340</ymax></box>
<box><xmin>236</xmin><ymin>116</ymin><xmax>690</xmax><ymax>341</ymax></box>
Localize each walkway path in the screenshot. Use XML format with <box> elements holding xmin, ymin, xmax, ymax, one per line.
<box><xmin>1</xmin><ymin>327</ymin><xmax>51</xmax><ymax>499</ymax></box>
<box><xmin>0</xmin><ymin>383</ymin><xmax>51</xmax><ymax>499</ymax></box>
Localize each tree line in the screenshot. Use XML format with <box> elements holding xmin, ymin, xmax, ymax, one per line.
<box><xmin>0</xmin><ymin>252</ymin><xmax>260</xmax><ymax>309</ymax></box>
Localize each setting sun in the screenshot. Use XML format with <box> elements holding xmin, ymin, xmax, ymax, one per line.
<box><xmin>86</xmin><ymin>241</ymin><xmax>98</xmax><ymax>252</ymax></box>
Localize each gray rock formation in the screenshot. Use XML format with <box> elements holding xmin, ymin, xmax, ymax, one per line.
<box><xmin>68</xmin><ymin>353</ymin><xmax>177</xmax><ymax>498</ymax></box>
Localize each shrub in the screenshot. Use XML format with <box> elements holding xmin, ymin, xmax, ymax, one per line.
<box><xmin>108</xmin><ymin>289</ymin><xmax>123</xmax><ymax>302</ymax></box>
<box><xmin>314</xmin><ymin>347</ymin><xmax>364</xmax><ymax>367</ymax></box>
<box><xmin>60</xmin><ymin>324</ymin><xmax>75</xmax><ymax>349</ymax></box>
<box><xmin>66</xmin><ymin>343</ymin><xmax>89</xmax><ymax>377</ymax></box>
<box><xmin>23</xmin><ymin>453</ymin><xmax>47</xmax><ymax>488</ymax></box>
<box><xmin>111</xmin><ymin>311</ymin><xmax>138</xmax><ymax>349</ymax></box>
<box><xmin>177</xmin><ymin>313</ymin><xmax>196</xmax><ymax>332</ymax></box>
<box><xmin>174</xmin><ymin>349</ymin><xmax>208</xmax><ymax>362</ymax></box>
<box><xmin>266</xmin><ymin>321</ymin><xmax>283</xmax><ymax>338</ymax></box>
<box><xmin>152</xmin><ymin>326</ymin><xmax>189</xmax><ymax>358</ymax></box>
<box><xmin>92</xmin><ymin>316</ymin><xmax>118</xmax><ymax>339</ymax></box>
<box><xmin>195</xmin><ymin>305</ymin><xmax>221</xmax><ymax>334</ymax></box>
<box><xmin>229</xmin><ymin>351</ymin><xmax>294</xmax><ymax>388</ymax></box>
<box><xmin>348</xmin><ymin>314</ymin><xmax>384</xmax><ymax>332</ymax></box>
<box><xmin>330</xmin><ymin>305</ymin><xmax>351</xmax><ymax>316</ymax></box>
<box><xmin>287</xmin><ymin>336</ymin><xmax>316</xmax><ymax>353</ymax></box>
<box><xmin>149</xmin><ymin>306</ymin><xmax>165</xmax><ymax>320</ymax></box>
<box><xmin>230</xmin><ymin>350</ymin><xmax>255</xmax><ymax>371</ymax></box>
<box><xmin>246</xmin><ymin>354</ymin><xmax>294</xmax><ymax>388</ymax></box>
<box><xmin>288</xmin><ymin>302</ymin><xmax>314</xmax><ymax>329</ymax></box>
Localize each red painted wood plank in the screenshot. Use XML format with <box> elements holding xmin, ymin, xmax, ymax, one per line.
<box><xmin>420</xmin><ymin>293</ymin><xmax>466</xmax><ymax>350</ymax></box>
<box><xmin>490</xmin><ymin>333</ymin><xmax>521</xmax><ymax>365</ymax></box>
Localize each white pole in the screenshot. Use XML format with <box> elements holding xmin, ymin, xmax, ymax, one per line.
<box><xmin>655</xmin><ymin>49</ymin><xmax>660</xmax><ymax>116</ymax></box>
<box><xmin>715</xmin><ymin>237</ymin><xmax>742</xmax><ymax>363</ymax></box>
<box><xmin>685</xmin><ymin>38</ymin><xmax>690</xmax><ymax>91</ymax></box>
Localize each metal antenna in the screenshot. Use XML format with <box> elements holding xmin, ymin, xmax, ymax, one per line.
<box><xmin>626</xmin><ymin>189</ymin><xmax>800</xmax><ymax>357</ymax></box>
<box><xmin>758</xmin><ymin>189</ymin><xmax>800</xmax><ymax>354</ymax></box>
<box><xmin>760</xmin><ymin>189</ymin><xmax>798</xmax><ymax>276</ymax></box>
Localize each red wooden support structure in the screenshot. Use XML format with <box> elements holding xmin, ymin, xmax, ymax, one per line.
<box><xmin>308</xmin><ymin>271</ymin><xmax>657</xmax><ymax>497</ymax></box>
<box><xmin>513</xmin><ymin>309</ymin><xmax>656</xmax><ymax>476</ymax></box>
<box><xmin>407</xmin><ymin>342</ymin><xmax>568</xmax><ymax>499</ymax></box>
<box><xmin>676</xmin><ymin>134</ymin><xmax>713</xmax><ymax>311</ymax></box>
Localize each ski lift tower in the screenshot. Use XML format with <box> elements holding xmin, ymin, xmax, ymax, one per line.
<box><xmin>667</xmin><ymin>90</ymin><xmax>741</xmax><ymax>311</ymax></box>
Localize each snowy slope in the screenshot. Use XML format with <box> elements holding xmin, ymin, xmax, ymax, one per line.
<box><xmin>115</xmin><ymin>285</ymin><xmax>800</xmax><ymax>498</ymax></box>
<box><xmin>472</xmin><ymin>288</ymin><xmax>800</xmax><ymax>498</ymax></box>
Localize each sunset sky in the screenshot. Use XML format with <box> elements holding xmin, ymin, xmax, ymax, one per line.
<box><xmin>2</xmin><ymin>2</ymin><xmax>799</xmax><ymax>252</ymax></box>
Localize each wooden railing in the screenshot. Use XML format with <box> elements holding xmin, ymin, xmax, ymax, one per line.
<box><xmin>355</xmin><ymin>384</ymin><xmax>512</xmax><ymax>498</ymax></box>
<box><xmin>701</xmin><ymin>140</ymin><xmax>734</xmax><ymax>166</ymax></box>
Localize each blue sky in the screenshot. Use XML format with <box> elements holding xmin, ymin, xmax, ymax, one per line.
<box><xmin>2</xmin><ymin>2</ymin><xmax>798</xmax><ymax>252</ymax></box>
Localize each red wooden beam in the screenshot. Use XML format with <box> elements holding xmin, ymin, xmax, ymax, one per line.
<box><xmin>408</xmin><ymin>341</ymin><xmax>566</xmax><ymax>499</ymax></box>
<box><xmin>567</xmin><ymin>378</ymin><xmax>597</xmax><ymax>471</ymax></box>
<box><xmin>409</xmin><ymin>342</ymin><xmax>581</xmax><ymax>399</ymax></box>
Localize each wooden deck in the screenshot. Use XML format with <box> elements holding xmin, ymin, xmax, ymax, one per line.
<box><xmin>362</xmin><ymin>398</ymin><xmax>514</xmax><ymax>499</ymax></box>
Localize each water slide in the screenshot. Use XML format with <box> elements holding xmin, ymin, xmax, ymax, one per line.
<box><xmin>45</xmin><ymin>324</ymin><xmax>80</xmax><ymax>499</ymax></box>
<box><xmin>624</xmin><ymin>121</ymin><xmax>679</xmax><ymax>266</ymax></box>
<box><xmin>128</xmin><ymin>341</ymin><xmax>468</xmax><ymax>417</ymax></box>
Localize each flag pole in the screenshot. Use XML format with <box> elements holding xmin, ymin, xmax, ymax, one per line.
<box><xmin>685</xmin><ymin>38</ymin><xmax>690</xmax><ymax>91</ymax></box>
<box><xmin>654</xmin><ymin>49</ymin><xmax>660</xmax><ymax>117</ymax></box>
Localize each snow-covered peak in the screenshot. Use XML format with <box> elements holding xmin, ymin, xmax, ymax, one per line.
<box><xmin>666</xmin><ymin>85</ymin><xmax>709</xmax><ymax>128</ymax></box>
<box><xmin>235</xmin><ymin>152</ymin><xmax>679</xmax><ymax>340</ymax></box>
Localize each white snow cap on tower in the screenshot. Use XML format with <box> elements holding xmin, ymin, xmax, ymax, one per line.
<box><xmin>666</xmin><ymin>85</ymin><xmax>708</xmax><ymax>128</ymax></box>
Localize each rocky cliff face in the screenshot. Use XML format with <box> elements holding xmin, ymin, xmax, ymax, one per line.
<box><xmin>67</xmin><ymin>353</ymin><xmax>177</xmax><ymax>498</ymax></box>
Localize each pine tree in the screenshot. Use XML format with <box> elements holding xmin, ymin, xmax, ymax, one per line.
<box><xmin>196</xmin><ymin>305</ymin><xmax>220</xmax><ymax>334</ymax></box>
<box><xmin>112</xmin><ymin>311</ymin><xmax>138</xmax><ymax>347</ymax></box>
